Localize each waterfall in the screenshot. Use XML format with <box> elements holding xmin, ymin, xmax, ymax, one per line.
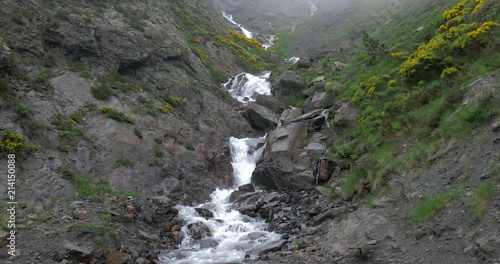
<box><xmin>160</xmin><ymin>73</ymin><xmax>278</xmax><ymax>263</ymax></box>
<box><xmin>224</xmin><ymin>72</ymin><xmax>272</xmax><ymax>103</ymax></box>
<box><xmin>222</xmin><ymin>11</ymin><xmax>253</xmax><ymax>39</ymax></box>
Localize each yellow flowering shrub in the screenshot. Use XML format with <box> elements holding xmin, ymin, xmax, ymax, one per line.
<box><xmin>441</xmin><ymin>67</ymin><xmax>459</xmax><ymax>78</ymax></box>
<box><xmin>390</xmin><ymin>52</ymin><xmax>403</xmax><ymax>59</ymax></box>
<box><xmin>399</xmin><ymin>35</ymin><xmax>447</xmax><ymax>76</ymax></box>
<box><xmin>229</xmin><ymin>31</ymin><xmax>262</xmax><ymax>49</ymax></box>
<box><xmin>387</xmin><ymin>80</ymin><xmax>397</xmax><ymax>87</ymax></box>
<box><xmin>0</xmin><ymin>130</ymin><xmax>25</xmax><ymax>153</ymax></box>
<box><xmin>99</xmin><ymin>106</ymin><xmax>111</xmax><ymax>113</ymax></box>
<box><xmin>159</xmin><ymin>103</ymin><xmax>172</xmax><ymax>113</ymax></box>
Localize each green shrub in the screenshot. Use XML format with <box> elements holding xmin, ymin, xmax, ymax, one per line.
<box><xmin>91</xmin><ymin>83</ymin><xmax>114</xmax><ymax>100</ymax></box>
<box><xmin>69</xmin><ymin>61</ymin><xmax>92</xmax><ymax>78</ymax></box>
<box><xmin>133</xmin><ymin>128</ymin><xmax>143</xmax><ymax>139</ymax></box>
<box><xmin>15</xmin><ymin>104</ymin><xmax>33</xmax><ymax>118</ymax></box>
<box><xmin>338</xmin><ymin>144</ymin><xmax>354</xmax><ymax>159</ymax></box>
<box><xmin>70</xmin><ymin>110</ymin><xmax>85</xmax><ymax>123</ymax></box>
<box><xmin>100</xmin><ymin>106</ymin><xmax>135</xmax><ymax>124</ymax></box>
<box><xmin>113</xmin><ymin>159</ymin><xmax>134</xmax><ymax>168</ymax></box>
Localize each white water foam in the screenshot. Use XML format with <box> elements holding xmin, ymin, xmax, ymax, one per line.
<box><xmin>159</xmin><ymin>138</ymin><xmax>279</xmax><ymax>263</ymax></box>
<box><xmin>224</xmin><ymin>72</ymin><xmax>272</xmax><ymax>103</ymax></box>
<box><xmin>222</xmin><ymin>11</ymin><xmax>253</xmax><ymax>39</ymax></box>
<box><xmin>286</xmin><ymin>57</ymin><xmax>300</xmax><ymax>64</ymax></box>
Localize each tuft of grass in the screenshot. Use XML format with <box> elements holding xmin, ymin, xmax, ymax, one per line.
<box><xmin>413</xmin><ymin>196</ymin><xmax>447</xmax><ymax>224</ymax></box>
<box><xmin>113</xmin><ymin>159</ymin><xmax>134</xmax><ymax>168</ymax></box>
<box><xmin>340</xmin><ymin>169</ymin><xmax>365</xmax><ymax>199</ymax></box>
<box><xmin>69</xmin><ymin>61</ymin><xmax>92</xmax><ymax>78</ymax></box>
<box><xmin>100</xmin><ymin>107</ymin><xmax>135</xmax><ymax>124</ymax></box>
<box><xmin>467</xmin><ymin>183</ymin><xmax>494</xmax><ymax>218</ymax></box>
<box><xmin>15</xmin><ymin>104</ymin><xmax>33</xmax><ymax>118</ymax></box>
<box><xmin>338</xmin><ymin>143</ymin><xmax>354</xmax><ymax>159</ymax></box>
<box><xmin>413</xmin><ymin>183</ymin><xmax>465</xmax><ymax>224</ymax></box>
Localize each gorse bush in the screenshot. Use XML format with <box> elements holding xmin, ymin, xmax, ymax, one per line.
<box><xmin>100</xmin><ymin>106</ymin><xmax>135</xmax><ymax>124</ymax></box>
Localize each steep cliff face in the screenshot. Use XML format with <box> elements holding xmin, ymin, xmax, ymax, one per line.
<box><xmin>0</xmin><ymin>0</ymin><xmax>257</xmax><ymax>206</ymax></box>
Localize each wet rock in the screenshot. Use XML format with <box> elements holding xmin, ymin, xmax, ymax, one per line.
<box><xmin>333</xmin><ymin>102</ymin><xmax>359</xmax><ymax>128</ymax></box>
<box><xmin>232</xmin><ymin>192</ymin><xmax>263</xmax><ymax>216</ymax></box>
<box><xmin>240</xmin><ymin>232</ymin><xmax>268</xmax><ymax>241</ymax></box>
<box><xmin>187</xmin><ymin>222</ymin><xmax>213</xmax><ymax>240</ymax></box>
<box><xmin>195</xmin><ymin>208</ymin><xmax>214</xmax><ymax>219</ymax></box>
<box><xmin>199</xmin><ymin>237</ymin><xmax>219</xmax><ymax>249</ymax></box>
<box><xmin>107</xmin><ymin>248</ymin><xmax>129</xmax><ymax>264</ymax></box>
<box><xmin>297</xmin><ymin>57</ymin><xmax>312</xmax><ymax>68</ymax></box>
<box><xmin>246</xmin><ymin>239</ymin><xmax>286</xmax><ymax>256</ymax></box>
<box><xmin>214</xmin><ymin>143</ymin><xmax>234</xmax><ymax>188</ymax></box>
<box><xmin>239</xmin><ymin>183</ymin><xmax>256</xmax><ymax>192</ymax></box>
<box><xmin>476</xmin><ymin>233</ymin><xmax>500</xmax><ymax>258</ymax></box>
<box><xmin>272</xmin><ymin>70</ymin><xmax>305</xmax><ymax>101</ymax></box>
<box><xmin>229</xmin><ymin>190</ymin><xmax>248</xmax><ymax>203</ymax></box>
<box><xmin>245</xmin><ymin>102</ymin><xmax>280</xmax><ymax>132</ymax></box>
<box><xmin>314</xmin><ymin>158</ymin><xmax>337</xmax><ymax>182</ymax></box>
<box><xmin>255</xmin><ymin>94</ymin><xmax>289</xmax><ymax>115</ymax></box>
<box><xmin>302</xmin><ymin>92</ymin><xmax>327</xmax><ymax>114</ymax></box>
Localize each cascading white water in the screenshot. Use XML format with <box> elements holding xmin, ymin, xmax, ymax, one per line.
<box><xmin>159</xmin><ymin>138</ymin><xmax>279</xmax><ymax>263</ymax></box>
<box><xmin>224</xmin><ymin>72</ymin><xmax>272</xmax><ymax>102</ymax></box>
<box><xmin>160</xmin><ymin>73</ymin><xmax>278</xmax><ymax>263</ymax></box>
<box><xmin>286</xmin><ymin>57</ymin><xmax>300</xmax><ymax>64</ymax></box>
<box><xmin>222</xmin><ymin>11</ymin><xmax>253</xmax><ymax>39</ymax></box>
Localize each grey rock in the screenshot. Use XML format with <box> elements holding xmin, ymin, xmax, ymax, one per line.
<box><xmin>238</xmin><ymin>183</ymin><xmax>256</xmax><ymax>192</ymax></box>
<box><xmin>302</xmin><ymin>92</ymin><xmax>327</xmax><ymax>114</ymax></box>
<box><xmin>0</xmin><ymin>37</ymin><xmax>11</xmax><ymax>72</ymax></box>
<box><xmin>213</xmin><ymin>143</ymin><xmax>234</xmax><ymax>188</ymax></box>
<box><xmin>187</xmin><ymin>222</ymin><xmax>212</xmax><ymax>240</ymax></box>
<box><xmin>229</xmin><ymin>190</ymin><xmax>248</xmax><ymax>203</ymax></box>
<box><xmin>280</xmin><ymin>108</ymin><xmax>303</xmax><ymax>125</ymax></box>
<box><xmin>232</xmin><ymin>192</ymin><xmax>263</xmax><ymax>216</ymax></box>
<box><xmin>297</xmin><ymin>57</ymin><xmax>311</xmax><ymax>68</ymax></box>
<box><xmin>245</xmin><ymin>102</ymin><xmax>280</xmax><ymax>132</ymax></box>
<box><xmin>246</xmin><ymin>239</ymin><xmax>286</xmax><ymax>256</ymax></box>
<box><xmin>266</xmin><ymin>122</ymin><xmax>308</xmax><ymax>153</ymax></box>
<box><xmin>272</xmin><ymin>70</ymin><xmax>305</xmax><ymax>102</ymax></box>
<box><xmin>252</xmin><ymin>151</ymin><xmax>315</xmax><ymax>191</ymax></box>
<box><xmin>333</xmin><ymin>102</ymin><xmax>359</xmax><ymax>128</ymax></box>
<box><xmin>64</xmin><ymin>241</ymin><xmax>92</xmax><ymax>261</ymax></box>
<box><xmin>313</xmin><ymin>206</ymin><xmax>349</xmax><ymax>226</ymax></box>
<box><xmin>476</xmin><ymin>234</ymin><xmax>500</xmax><ymax>258</ymax></box>
<box><xmin>195</xmin><ymin>208</ymin><xmax>214</xmax><ymax>219</ymax></box>
<box><xmin>138</xmin><ymin>230</ymin><xmax>161</xmax><ymax>243</ymax></box>
<box><xmin>199</xmin><ymin>237</ymin><xmax>219</xmax><ymax>249</ymax></box>
<box><xmin>255</xmin><ymin>94</ymin><xmax>289</xmax><ymax>115</ymax></box>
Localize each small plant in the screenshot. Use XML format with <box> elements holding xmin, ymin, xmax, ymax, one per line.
<box><xmin>413</xmin><ymin>196</ymin><xmax>447</xmax><ymax>224</ymax></box>
<box><xmin>58</xmin><ymin>144</ymin><xmax>72</xmax><ymax>153</ymax></box>
<box><xmin>467</xmin><ymin>183</ymin><xmax>494</xmax><ymax>218</ymax></box>
<box><xmin>69</xmin><ymin>61</ymin><xmax>92</xmax><ymax>78</ymax></box>
<box><xmin>0</xmin><ymin>130</ymin><xmax>25</xmax><ymax>154</ymax></box>
<box><xmin>91</xmin><ymin>83</ymin><xmax>114</xmax><ymax>100</ymax></box>
<box><xmin>70</xmin><ymin>110</ymin><xmax>85</xmax><ymax>123</ymax></box>
<box><xmin>15</xmin><ymin>104</ymin><xmax>33</xmax><ymax>118</ymax></box>
<box><xmin>134</xmin><ymin>128</ymin><xmax>143</xmax><ymax>139</ymax></box>
<box><xmin>338</xmin><ymin>144</ymin><xmax>353</xmax><ymax>159</ymax></box>
<box><xmin>113</xmin><ymin>159</ymin><xmax>134</xmax><ymax>168</ymax></box>
<box><xmin>100</xmin><ymin>106</ymin><xmax>134</xmax><ymax>124</ymax></box>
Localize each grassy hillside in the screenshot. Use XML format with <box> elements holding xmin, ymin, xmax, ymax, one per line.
<box><xmin>272</xmin><ymin>0</ymin><xmax>499</xmax><ymax>200</ymax></box>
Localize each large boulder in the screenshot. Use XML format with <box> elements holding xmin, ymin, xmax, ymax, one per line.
<box><xmin>245</xmin><ymin>102</ymin><xmax>279</xmax><ymax>132</ymax></box>
<box><xmin>255</xmin><ymin>94</ymin><xmax>289</xmax><ymax>115</ymax></box>
<box><xmin>271</xmin><ymin>70</ymin><xmax>305</xmax><ymax>102</ymax></box>
<box><xmin>251</xmin><ymin>150</ymin><xmax>316</xmax><ymax>191</ymax></box>
<box><xmin>302</xmin><ymin>92</ymin><xmax>327</xmax><ymax>113</ymax></box>
<box><xmin>333</xmin><ymin>102</ymin><xmax>359</xmax><ymax>128</ymax></box>
<box><xmin>266</xmin><ymin>121</ymin><xmax>308</xmax><ymax>154</ymax></box>
<box><xmin>280</xmin><ymin>108</ymin><xmax>303</xmax><ymax>125</ymax></box>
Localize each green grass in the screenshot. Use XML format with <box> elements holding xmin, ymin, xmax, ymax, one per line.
<box><xmin>340</xmin><ymin>168</ymin><xmax>365</xmax><ymax>199</ymax></box>
<box><xmin>467</xmin><ymin>183</ymin><xmax>495</xmax><ymax>218</ymax></box>
<box><xmin>69</xmin><ymin>61</ymin><xmax>92</xmax><ymax>78</ymax></box>
<box><xmin>113</xmin><ymin>158</ymin><xmax>134</xmax><ymax>168</ymax></box>
<box><xmin>58</xmin><ymin>167</ymin><xmax>137</xmax><ymax>200</ymax></box>
<box><xmin>440</xmin><ymin>98</ymin><xmax>498</xmax><ymax>139</ymax></box>
<box><xmin>70</xmin><ymin>110</ymin><xmax>84</xmax><ymax>123</ymax></box>
<box><xmin>413</xmin><ymin>183</ymin><xmax>465</xmax><ymax>224</ymax></box>
<box><xmin>57</xmin><ymin>128</ymin><xmax>83</xmax><ymax>139</ymax></box>
<box><xmin>15</xmin><ymin>104</ymin><xmax>33</xmax><ymax>118</ymax></box>
<box><xmin>91</xmin><ymin>83</ymin><xmax>114</xmax><ymax>100</ymax></box>
<box><xmin>133</xmin><ymin>127</ymin><xmax>143</xmax><ymax>139</ymax></box>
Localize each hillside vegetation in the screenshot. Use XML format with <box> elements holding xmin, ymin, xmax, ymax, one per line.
<box><xmin>272</xmin><ymin>0</ymin><xmax>499</xmax><ymax>199</ymax></box>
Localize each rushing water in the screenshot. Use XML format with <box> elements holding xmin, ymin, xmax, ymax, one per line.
<box><xmin>224</xmin><ymin>72</ymin><xmax>272</xmax><ymax>103</ymax></box>
<box><xmin>222</xmin><ymin>11</ymin><xmax>253</xmax><ymax>39</ymax></box>
<box><xmin>159</xmin><ymin>72</ymin><xmax>279</xmax><ymax>263</ymax></box>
